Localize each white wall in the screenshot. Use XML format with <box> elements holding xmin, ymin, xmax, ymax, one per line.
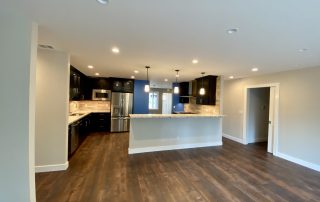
<box><xmin>247</xmin><ymin>88</ymin><xmax>270</xmax><ymax>143</ymax></box>
<box><xmin>0</xmin><ymin>9</ymin><xmax>37</xmax><ymax>202</ymax></box>
<box><xmin>129</xmin><ymin>117</ymin><xmax>222</xmax><ymax>154</ymax></box>
<box><xmin>35</xmin><ymin>49</ymin><xmax>69</xmax><ymax>172</ymax></box>
<box><xmin>223</xmin><ymin>66</ymin><xmax>320</xmax><ymax>169</ymax></box>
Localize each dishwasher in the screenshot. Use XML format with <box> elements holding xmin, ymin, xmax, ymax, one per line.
<box><xmin>69</xmin><ymin>121</ymin><xmax>80</xmax><ymax>156</ymax></box>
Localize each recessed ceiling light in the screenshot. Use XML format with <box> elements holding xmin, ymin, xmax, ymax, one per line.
<box><xmin>164</xmin><ymin>78</ymin><xmax>168</xmax><ymax>82</ymax></box>
<box><xmin>299</xmin><ymin>48</ymin><xmax>308</xmax><ymax>52</ymax></box>
<box><xmin>96</xmin><ymin>0</ymin><xmax>109</xmax><ymax>5</ymax></box>
<box><xmin>88</xmin><ymin>65</ymin><xmax>94</xmax><ymax>69</ymax></box>
<box><xmin>111</xmin><ymin>47</ymin><xmax>120</xmax><ymax>54</ymax></box>
<box><xmin>134</xmin><ymin>70</ymin><xmax>139</xmax><ymax>74</ymax></box>
<box><xmin>251</xmin><ymin>67</ymin><xmax>259</xmax><ymax>72</ymax></box>
<box><xmin>95</xmin><ymin>73</ymin><xmax>100</xmax><ymax>76</ymax></box>
<box><xmin>131</xmin><ymin>76</ymin><xmax>135</xmax><ymax>79</ymax></box>
<box><xmin>192</xmin><ymin>59</ymin><xmax>199</xmax><ymax>64</ymax></box>
<box><xmin>229</xmin><ymin>76</ymin><xmax>234</xmax><ymax>79</ymax></box>
<box><xmin>227</xmin><ymin>28</ymin><xmax>239</xmax><ymax>34</ymax></box>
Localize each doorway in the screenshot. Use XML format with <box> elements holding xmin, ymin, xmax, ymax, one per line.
<box><xmin>162</xmin><ymin>93</ymin><xmax>172</xmax><ymax>114</ymax></box>
<box><xmin>148</xmin><ymin>90</ymin><xmax>173</xmax><ymax>114</ymax></box>
<box><xmin>243</xmin><ymin>83</ymin><xmax>279</xmax><ymax>154</ymax></box>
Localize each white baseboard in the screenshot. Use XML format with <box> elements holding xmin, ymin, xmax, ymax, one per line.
<box><xmin>35</xmin><ymin>162</ymin><xmax>69</xmax><ymax>173</ymax></box>
<box><xmin>276</xmin><ymin>152</ymin><xmax>320</xmax><ymax>172</ymax></box>
<box><xmin>128</xmin><ymin>141</ymin><xmax>223</xmax><ymax>154</ymax></box>
<box><xmin>223</xmin><ymin>133</ymin><xmax>245</xmax><ymax>144</ymax></box>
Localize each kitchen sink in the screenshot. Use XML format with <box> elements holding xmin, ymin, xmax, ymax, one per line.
<box><xmin>70</xmin><ymin>113</ymin><xmax>85</xmax><ymax>116</ymax></box>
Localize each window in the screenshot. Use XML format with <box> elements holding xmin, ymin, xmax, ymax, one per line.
<box><xmin>149</xmin><ymin>92</ymin><xmax>159</xmax><ymax>110</ymax></box>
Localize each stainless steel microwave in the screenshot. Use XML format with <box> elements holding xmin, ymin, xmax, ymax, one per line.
<box><xmin>92</xmin><ymin>89</ymin><xmax>111</xmax><ymax>101</ymax></box>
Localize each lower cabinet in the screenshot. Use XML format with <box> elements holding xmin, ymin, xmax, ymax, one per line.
<box><xmin>68</xmin><ymin>112</ymin><xmax>111</xmax><ymax>158</ymax></box>
<box><xmin>90</xmin><ymin>113</ymin><xmax>111</xmax><ymax>132</ymax></box>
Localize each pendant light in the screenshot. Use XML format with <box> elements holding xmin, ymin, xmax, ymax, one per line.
<box><xmin>173</xmin><ymin>70</ymin><xmax>180</xmax><ymax>94</ymax></box>
<box><xmin>144</xmin><ymin>66</ymin><xmax>150</xmax><ymax>92</ymax></box>
<box><xmin>199</xmin><ymin>72</ymin><xmax>205</xmax><ymax>95</ymax></box>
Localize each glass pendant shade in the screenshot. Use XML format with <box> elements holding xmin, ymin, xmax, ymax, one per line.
<box><xmin>199</xmin><ymin>72</ymin><xmax>206</xmax><ymax>95</ymax></box>
<box><xmin>144</xmin><ymin>84</ymin><xmax>150</xmax><ymax>92</ymax></box>
<box><xmin>173</xmin><ymin>69</ymin><xmax>180</xmax><ymax>94</ymax></box>
<box><xmin>174</xmin><ymin>86</ymin><xmax>179</xmax><ymax>94</ymax></box>
<box><xmin>144</xmin><ymin>66</ymin><xmax>150</xmax><ymax>93</ymax></box>
<box><xmin>199</xmin><ymin>87</ymin><xmax>205</xmax><ymax>95</ymax></box>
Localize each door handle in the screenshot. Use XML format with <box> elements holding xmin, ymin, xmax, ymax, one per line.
<box><xmin>269</xmin><ymin>121</ymin><xmax>272</xmax><ymax>124</ymax></box>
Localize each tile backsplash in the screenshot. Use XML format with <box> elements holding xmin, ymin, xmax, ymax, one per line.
<box><xmin>184</xmin><ymin>99</ymin><xmax>220</xmax><ymax>115</ymax></box>
<box><xmin>69</xmin><ymin>101</ymin><xmax>110</xmax><ymax>114</ymax></box>
<box><xmin>183</xmin><ymin>76</ymin><xmax>221</xmax><ymax>115</ymax></box>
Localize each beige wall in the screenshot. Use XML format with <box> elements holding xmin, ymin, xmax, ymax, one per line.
<box><xmin>35</xmin><ymin>49</ymin><xmax>69</xmax><ymax>170</ymax></box>
<box><xmin>0</xmin><ymin>9</ymin><xmax>37</xmax><ymax>202</ymax></box>
<box><xmin>223</xmin><ymin>66</ymin><xmax>320</xmax><ymax>166</ymax></box>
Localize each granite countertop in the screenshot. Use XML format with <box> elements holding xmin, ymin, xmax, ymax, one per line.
<box><xmin>68</xmin><ymin>110</ymin><xmax>110</xmax><ymax>125</ymax></box>
<box><xmin>129</xmin><ymin>114</ymin><xmax>224</xmax><ymax>119</ymax></box>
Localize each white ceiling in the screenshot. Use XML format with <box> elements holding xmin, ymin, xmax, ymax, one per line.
<box><xmin>3</xmin><ymin>0</ymin><xmax>320</xmax><ymax>81</ymax></box>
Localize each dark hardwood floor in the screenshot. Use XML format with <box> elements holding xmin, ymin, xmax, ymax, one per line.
<box><xmin>36</xmin><ymin>132</ymin><xmax>320</xmax><ymax>202</ymax></box>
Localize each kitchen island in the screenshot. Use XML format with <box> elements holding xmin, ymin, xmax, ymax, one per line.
<box><xmin>128</xmin><ymin>114</ymin><xmax>223</xmax><ymax>154</ymax></box>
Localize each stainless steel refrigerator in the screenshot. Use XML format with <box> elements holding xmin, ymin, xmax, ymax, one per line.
<box><xmin>111</xmin><ymin>92</ymin><xmax>133</xmax><ymax>132</ymax></box>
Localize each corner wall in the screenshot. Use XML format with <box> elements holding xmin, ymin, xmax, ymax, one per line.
<box><xmin>35</xmin><ymin>49</ymin><xmax>70</xmax><ymax>172</ymax></box>
<box><xmin>0</xmin><ymin>9</ymin><xmax>37</xmax><ymax>202</ymax></box>
<box><xmin>223</xmin><ymin>66</ymin><xmax>320</xmax><ymax>170</ymax></box>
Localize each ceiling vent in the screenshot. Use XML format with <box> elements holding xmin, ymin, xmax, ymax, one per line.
<box><xmin>38</xmin><ymin>44</ymin><xmax>54</xmax><ymax>49</ymax></box>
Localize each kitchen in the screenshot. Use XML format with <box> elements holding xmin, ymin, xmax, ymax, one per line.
<box><xmin>3</xmin><ymin>1</ymin><xmax>320</xmax><ymax>201</ymax></box>
<box><xmin>68</xmin><ymin>65</ymin><xmax>223</xmax><ymax>157</ymax></box>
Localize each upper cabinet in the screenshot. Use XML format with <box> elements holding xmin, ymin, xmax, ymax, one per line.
<box><xmin>123</xmin><ymin>80</ymin><xmax>134</xmax><ymax>93</ymax></box>
<box><xmin>196</xmin><ymin>75</ymin><xmax>217</xmax><ymax>105</ymax></box>
<box><xmin>179</xmin><ymin>82</ymin><xmax>189</xmax><ymax>96</ymax></box>
<box><xmin>111</xmin><ymin>78</ymin><xmax>134</xmax><ymax>93</ymax></box>
<box><xmin>70</xmin><ymin>66</ymin><xmax>86</xmax><ymax>101</ymax></box>
<box><xmin>91</xmin><ymin>77</ymin><xmax>111</xmax><ymax>90</ymax></box>
<box><xmin>69</xmin><ymin>66</ymin><xmax>135</xmax><ymax>101</ymax></box>
<box><xmin>179</xmin><ymin>82</ymin><xmax>190</xmax><ymax>103</ymax></box>
<box><xmin>84</xmin><ymin>77</ymin><xmax>111</xmax><ymax>100</ymax></box>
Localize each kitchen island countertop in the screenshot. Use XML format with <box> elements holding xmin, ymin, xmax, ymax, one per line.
<box><xmin>129</xmin><ymin>114</ymin><xmax>224</xmax><ymax>119</ymax></box>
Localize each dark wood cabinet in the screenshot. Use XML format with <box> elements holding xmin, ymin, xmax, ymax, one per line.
<box><xmin>90</xmin><ymin>113</ymin><xmax>111</xmax><ymax>132</ymax></box>
<box><xmin>84</xmin><ymin>77</ymin><xmax>111</xmax><ymax>100</ymax></box>
<box><xmin>179</xmin><ymin>82</ymin><xmax>189</xmax><ymax>96</ymax></box>
<box><xmin>179</xmin><ymin>82</ymin><xmax>190</xmax><ymax>103</ymax></box>
<box><xmin>70</xmin><ymin>66</ymin><xmax>87</xmax><ymax>101</ymax></box>
<box><xmin>196</xmin><ymin>75</ymin><xmax>217</xmax><ymax>105</ymax></box>
<box><xmin>111</xmin><ymin>78</ymin><xmax>134</xmax><ymax>93</ymax></box>
<box><xmin>70</xmin><ymin>66</ymin><xmax>134</xmax><ymax>100</ymax></box>
<box><xmin>112</xmin><ymin>80</ymin><xmax>123</xmax><ymax>92</ymax></box>
<box><xmin>192</xmin><ymin>80</ymin><xmax>197</xmax><ymax>97</ymax></box>
<box><xmin>123</xmin><ymin>80</ymin><xmax>134</xmax><ymax>93</ymax></box>
<box><xmin>68</xmin><ymin>112</ymin><xmax>111</xmax><ymax>158</ymax></box>
<box><xmin>91</xmin><ymin>77</ymin><xmax>111</xmax><ymax>89</ymax></box>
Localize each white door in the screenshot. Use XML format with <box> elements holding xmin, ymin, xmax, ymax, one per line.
<box><xmin>162</xmin><ymin>93</ymin><xmax>172</xmax><ymax>114</ymax></box>
<box><xmin>267</xmin><ymin>87</ymin><xmax>275</xmax><ymax>153</ymax></box>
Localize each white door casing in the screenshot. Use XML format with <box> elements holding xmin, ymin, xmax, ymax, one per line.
<box><xmin>267</xmin><ymin>87</ymin><xmax>275</xmax><ymax>153</ymax></box>
<box><xmin>243</xmin><ymin>83</ymin><xmax>280</xmax><ymax>155</ymax></box>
